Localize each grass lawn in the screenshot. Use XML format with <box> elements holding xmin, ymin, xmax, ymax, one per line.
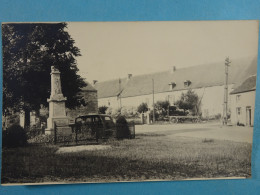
<box><xmin>1</xmin><ymin>132</ymin><xmax>251</xmax><ymax>184</ymax></box>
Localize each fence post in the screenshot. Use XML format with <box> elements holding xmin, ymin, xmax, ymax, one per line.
<box><xmin>75</xmin><ymin>126</ymin><xmax>78</xmax><ymax>145</ymax></box>
<box><xmin>54</xmin><ymin>122</ymin><xmax>57</xmax><ymax>144</ymax></box>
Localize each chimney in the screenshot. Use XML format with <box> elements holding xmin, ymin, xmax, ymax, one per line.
<box><xmin>92</xmin><ymin>80</ymin><xmax>98</xmax><ymax>86</ymax></box>
<box><xmin>168</xmin><ymin>82</ymin><xmax>176</xmax><ymax>90</ymax></box>
<box><xmin>128</xmin><ymin>74</ymin><xmax>133</xmax><ymax>79</ymax></box>
<box><xmin>171</xmin><ymin>66</ymin><xmax>176</xmax><ymax>73</ymax></box>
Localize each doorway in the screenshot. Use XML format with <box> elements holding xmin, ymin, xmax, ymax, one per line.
<box><xmin>246</xmin><ymin>107</ymin><xmax>252</xmax><ymax>126</ymax></box>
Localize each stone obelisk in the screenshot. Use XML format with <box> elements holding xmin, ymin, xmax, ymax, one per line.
<box><xmin>46</xmin><ymin>66</ymin><xmax>70</xmax><ymax>135</ymax></box>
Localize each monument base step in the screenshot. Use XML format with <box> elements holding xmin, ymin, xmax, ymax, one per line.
<box><xmin>45</xmin><ymin>126</ymin><xmax>72</xmax><ymax>136</ymax></box>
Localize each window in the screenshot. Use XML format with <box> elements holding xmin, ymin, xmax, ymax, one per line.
<box><xmin>236</xmin><ymin>107</ymin><xmax>241</xmax><ymax>115</ymax></box>
<box><xmin>184</xmin><ymin>80</ymin><xmax>191</xmax><ymax>87</ymax></box>
<box><xmin>236</xmin><ymin>95</ymin><xmax>241</xmax><ymax>102</ymax></box>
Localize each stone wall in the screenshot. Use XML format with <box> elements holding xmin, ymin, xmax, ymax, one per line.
<box><xmin>67</xmin><ymin>90</ymin><xmax>98</xmax><ymax>119</ymax></box>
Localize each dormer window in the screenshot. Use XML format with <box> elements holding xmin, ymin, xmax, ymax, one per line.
<box><xmin>184</xmin><ymin>80</ymin><xmax>191</xmax><ymax>87</ymax></box>
<box><xmin>236</xmin><ymin>95</ymin><xmax>241</xmax><ymax>102</ymax></box>
<box><xmin>169</xmin><ymin>82</ymin><xmax>176</xmax><ymax>90</ymax></box>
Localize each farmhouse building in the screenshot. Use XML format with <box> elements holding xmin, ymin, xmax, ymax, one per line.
<box><xmin>67</xmin><ymin>81</ymin><xmax>98</xmax><ymax>118</ymax></box>
<box><xmin>230</xmin><ymin>75</ymin><xmax>256</xmax><ymax>126</ymax></box>
<box><xmin>95</xmin><ymin>56</ymin><xmax>257</xmax><ymax>120</ymax></box>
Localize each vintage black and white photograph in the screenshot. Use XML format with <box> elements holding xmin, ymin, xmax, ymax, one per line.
<box><xmin>1</xmin><ymin>20</ymin><xmax>258</xmax><ymax>184</ymax></box>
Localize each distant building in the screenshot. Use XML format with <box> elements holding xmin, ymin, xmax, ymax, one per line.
<box><xmin>67</xmin><ymin>81</ymin><xmax>98</xmax><ymax>118</ymax></box>
<box><xmin>230</xmin><ymin>75</ymin><xmax>256</xmax><ymax>126</ymax></box>
<box><xmin>95</xmin><ymin>57</ymin><xmax>257</xmax><ymax>119</ymax></box>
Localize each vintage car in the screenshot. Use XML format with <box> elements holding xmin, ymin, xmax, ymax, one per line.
<box><xmin>71</xmin><ymin>114</ymin><xmax>116</xmax><ymax>141</ymax></box>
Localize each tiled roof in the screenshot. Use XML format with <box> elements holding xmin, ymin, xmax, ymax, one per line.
<box><xmin>81</xmin><ymin>81</ymin><xmax>97</xmax><ymax>92</ymax></box>
<box><xmin>95</xmin><ymin>56</ymin><xmax>257</xmax><ymax>98</ymax></box>
<box><xmin>230</xmin><ymin>75</ymin><xmax>257</xmax><ymax>94</ymax></box>
<box><xmin>95</xmin><ymin>78</ymin><xmax>128</xmax><ymax>98</ymax></box>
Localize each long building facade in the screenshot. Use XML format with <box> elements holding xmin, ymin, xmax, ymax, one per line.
<box><xmin>95</xmin><ymin>56</ymin><xmax>257</xmax><ymax>121</ymax></box>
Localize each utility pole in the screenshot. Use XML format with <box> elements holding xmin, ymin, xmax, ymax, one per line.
<box><xmin>223</xmin><ymin>57</ymin><xmax>231</xmax><ymax>125</ymax></box>
<box><xmin>119</xmin><ymin>78</ymin><xmax>122</xmax><ymax>109</ymax></box>
<box><xmin>152</xmin><ymin>78</ymin><xmax>155</xmax><ymax>123</ymax></box>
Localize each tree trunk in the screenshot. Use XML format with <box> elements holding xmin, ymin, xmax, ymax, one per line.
<box><xmin>24</xmin><ymin>109</ymin><xmax>30</xmax><ymax>129</ymax></box>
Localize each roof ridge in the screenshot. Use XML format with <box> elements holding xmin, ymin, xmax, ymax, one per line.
<box><xmin>96</xmin><ymin>77</ymin><xmax>127</xmax><ymax>84</ymax></box>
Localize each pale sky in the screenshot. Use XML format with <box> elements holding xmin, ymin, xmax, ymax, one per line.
<box><xmin>67</xmin><ymin>20</ymin><xmax>259</xmax><ymax>82</ymax></box>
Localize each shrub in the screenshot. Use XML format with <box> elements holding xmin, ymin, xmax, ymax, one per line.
<box><xmin>3</xmin><ymin>125</ymin><xmax>27</xmax><ymax>148</ymax></box>
<box><xmin>116</xmin><ymin>116</ymin><xmax>130</xmax><ymax>139</ymax></box>
<box><xmin>98</xmin><ymin>106</ymin><xmax>108</xmax><ymax>114</ymax></box>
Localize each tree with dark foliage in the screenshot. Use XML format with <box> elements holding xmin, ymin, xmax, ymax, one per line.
<box><xmin>137</xmin><ymin>102</ymin><xmax>148</xmax><ymax>113</ymax></box>
<box><xmin>2</xmin><ymin>23</ymin><xmax>87</xmax><ymax>127</ymax></box>
<box><xmin>175</xmin><ymin>89</ymin><xmax>200</xmax><ymax>115</ymax></box>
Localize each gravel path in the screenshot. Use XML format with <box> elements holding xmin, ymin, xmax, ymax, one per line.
<box><xmin>56</xmin><ymin>145</ymin><xmax>112</xmax><ymax>154</ymax></box>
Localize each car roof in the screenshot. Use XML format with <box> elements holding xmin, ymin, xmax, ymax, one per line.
<box><xmin>76</xmin><ymin>114</ymin><xmax>111</xmax><ymax>118</ymax></box>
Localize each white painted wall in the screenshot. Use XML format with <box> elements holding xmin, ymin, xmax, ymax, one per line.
<box><xmin>98</xmin><ymin>84</ymin><xmax>235</xmax><ymax>118</ymax></box>
<box><xmin>230</xmin><ymin>91</ymin><xmax>255</xmax><ymax>126</ymax></box>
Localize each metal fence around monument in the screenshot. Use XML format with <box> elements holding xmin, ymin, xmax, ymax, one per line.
<box><xmin>27</xmin><ymin>122</ymin><xmax>135</xmax><ymax>145</ymax></box>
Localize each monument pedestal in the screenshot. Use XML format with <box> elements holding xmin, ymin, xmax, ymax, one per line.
<box><xmin>46</xmin><ymin>117</ymin><xmax>70</xmax><ymax>135</ymax></box>
<box><xmin>45</xmin><ymin>66</ymin><xmax>71</xmax><ymax>135</ymax></box>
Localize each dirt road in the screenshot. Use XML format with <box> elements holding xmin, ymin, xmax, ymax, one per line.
<box><xmin>135</xmin><ymin>122</ymin><xmax>253</xmax><ymax>143</ymax></box>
